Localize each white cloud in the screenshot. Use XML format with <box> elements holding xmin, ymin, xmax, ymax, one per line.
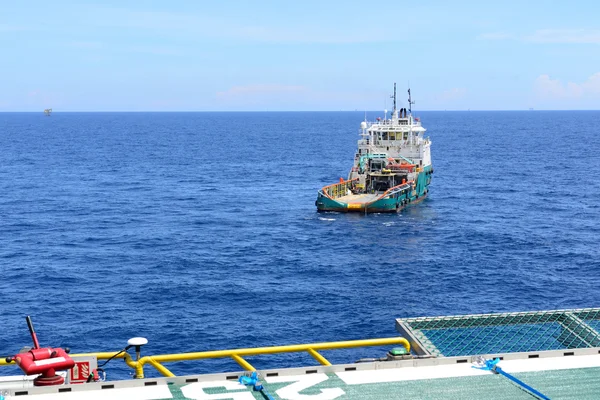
<box><xmin>65</xmin><ymin>41</ymin><xmax>180</xmax><ymax>56</ymax></box>
<box><xmin>128</xmin><ymin>46</ymin><xmax>181</xmax><ymax>56</ymax></box>
<box><xmin>525</xmin><ymin>29</ymin><xmax>600</xmax><ymax>44</ymax></box>
<box><xmin>68</xmin><ymin>41</ymin><xmax>104</xmax><ymax>49</ymax></box>
<box><xmin>435</xmin><ymin>88</ymin><xmax>467</xmax><ymax>102</ymax></box>
<box><xmin>212</xmin><ymin>85</ymin><xmax>390</xmax><ymax>111</ymax></box>
<box><xmin>216</xmin><ymin>84</ymin><xmax>307</xmax><ymax>98</ymax></box>
<box><xmin>534</xmin><ymin>73</ymin><xmax>600</xmax><ymax>99</ymax></box>
<box><xmin>0</xmin><ymin>24</ymin><xmax>31</xmax><ymax>32</ymax></box>
<box><xmin>477</xmin><ymin>32</ymin><xmax>514</xmax><ymax>40</ymax></box>
<box><xmin>478</xmin><ymin>29</ymin><xmax>600</xmax><ymax>44</ymax></box>
<box><xmin>76</xmin><ymin>6</ymin><xmax>402</xmax><ymax>44</ymax></box>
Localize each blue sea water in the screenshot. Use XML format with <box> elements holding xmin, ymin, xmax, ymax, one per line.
<box><xmin>1</xmin><ymin>111</ymin><xmax>600</xmax><ymax>379</ymax></box>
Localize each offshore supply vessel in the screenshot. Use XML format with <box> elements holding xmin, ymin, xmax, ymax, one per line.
<box><xmin>316</xmin><ymin>84</ymin><xmax>433</xmax><ymax>213</ymax></box>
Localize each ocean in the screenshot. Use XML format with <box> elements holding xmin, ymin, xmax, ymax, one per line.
<box><xmin>1</xmin><ymin>111</ymin><xmax>599</xmax><ymax>378</ymax></box>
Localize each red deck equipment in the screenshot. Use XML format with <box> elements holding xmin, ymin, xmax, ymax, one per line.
<box><xmin>5</xmin><ymin>316</ymin><xmax>75</xmax><ymax>386</ymax></box>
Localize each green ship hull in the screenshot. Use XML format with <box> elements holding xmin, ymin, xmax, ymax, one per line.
<box><xmin>316</xmin><ymin>166</ymin><xmax>433</xmax><ymax>213</ymax></box>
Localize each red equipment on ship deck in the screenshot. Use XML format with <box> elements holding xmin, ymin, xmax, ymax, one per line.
<box><xmin>5</xmin><ymin>316</ymin><xmax>75</xmax><ymax>386</ymax></box>
<box><xmin>388</xmin><ymin>164</ymin><xmax>416</xmax><ymax>172</ymax></box>
<box><xmin>386</xmin><ymin>157</ymin><xmax>416</xmax><ymax>172</ymax></box>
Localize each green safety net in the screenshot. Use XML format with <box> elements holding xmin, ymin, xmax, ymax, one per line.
<box><xmin>397</xmin><ymin>308</ymin><xmax>600</xmax><ymax>357</ymax></box>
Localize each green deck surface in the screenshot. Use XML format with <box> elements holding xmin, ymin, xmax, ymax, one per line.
<box><xmin>164</xmin><ymin>366</ymin><xmax>600</xmax><ymax>399</ymax></box>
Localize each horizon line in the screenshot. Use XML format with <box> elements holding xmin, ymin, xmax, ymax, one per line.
<box><xmin>1</xmin><ymin>109</ymin><xmax>600</xmax><ymax>113</ymax></box>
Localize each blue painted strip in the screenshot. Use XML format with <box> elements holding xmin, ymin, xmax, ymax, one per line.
<box><xmin>495</xmin><ymin>366</ymin><xmax>551</xmax><ymax>400</ymax></box>
<box><xmin>473</xmin><ymin>358</ymin><xmax>550</xmax><ymax>400</ymax></box>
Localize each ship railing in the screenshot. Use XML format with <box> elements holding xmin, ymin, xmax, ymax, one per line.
<box><xmin>320</xmin><ymin>178</ymin><xmax>359</xmax><ymax>200</ymax></box>
<box><xmin>0</xmin><ymin>337</ymin><xmax>411</xmax><ymax>379</ymax></box>
<box><xmin>374</xmin><ymin>182</ymin><xmax>413</xmax><ymax>201</ymax></box>
<box><xmin>367</xmin><ymin>120</ymin><xmax>421</xmax><ymax>127</ymax></box>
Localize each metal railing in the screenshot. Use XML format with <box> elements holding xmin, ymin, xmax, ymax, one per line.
<box><xmin>396</xmin><ymin>308</ymin><xmax>600</xmax><ymax>357</ymax></box>
<box><xmin>321</xmin><ymin>178</ymin><xmax>358</xmax><ymax>200</ymax></box>
<box><xmin>1</xmin><ymin>337</ymin><xmax>410</xmax><ymax>379</ymax></box>
<box><xmin>373</xmin><ymin>182</ymin><xmax>412</xmax><ymax>202</ymax></box>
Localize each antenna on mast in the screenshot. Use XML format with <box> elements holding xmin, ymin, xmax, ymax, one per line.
<box><xmin>408</xmin><ymin>88</ymin><xmax>415</xmax><ymax>115</ymax></box>
<box><xmin>390</xmin><ymin>83</ymin><xmax>397</xmax><ymax>114</ymax></box>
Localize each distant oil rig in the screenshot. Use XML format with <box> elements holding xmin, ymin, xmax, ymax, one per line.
<box><xmin>44</xmin><ymin>108</ymin><xmax>52</xmax><ymax>116</ymax></box>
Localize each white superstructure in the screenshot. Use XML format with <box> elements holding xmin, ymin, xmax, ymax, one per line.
<box><xmin>348</xmin><ymin>86</ymin><xmax>432</xmax><ymax>183</ymax></box>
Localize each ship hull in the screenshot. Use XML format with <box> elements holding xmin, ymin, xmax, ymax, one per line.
<box><xmin>316</xmin><ymin>166</ymin><xmax>432</xmax><ymax>213</ymax></box>
<box><xmin>316</xmin><ymin>191</ymin><xmax>428</xmax><ymax>213</ymax></box>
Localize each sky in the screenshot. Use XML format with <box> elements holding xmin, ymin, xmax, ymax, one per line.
<box><xmin>1</xmin><ymin>0</ymin><xmax>599</xmax><ymax>111</ymax></box>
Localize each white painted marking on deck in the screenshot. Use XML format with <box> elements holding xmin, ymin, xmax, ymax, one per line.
<box><xmin>337</xmin><ymin>354</ymin><xmax>600</xmax><ymax>385</ymax></box>
<box><xmin>337</xmin><ymin>363</ymin><xmax>488</xmax><ymax>385</ymax></box>
<box><xmin>180</xmin><ymin>380</ymin><xmax>253</xmax><ymax>399</ymax></box>
<box><xmin>266</xmin><ymin>374</ymin><xmax>345</xmax><ymax>399</ymax></box>
<box><xmin>9</xmin><ymin>385</ymin><xmax>173</xmax><ymax>400</ymax></box>
<box><xmin>499</xmin><ymin>354</ymin><xmax>600</xmax><ymax>373</ymax></box>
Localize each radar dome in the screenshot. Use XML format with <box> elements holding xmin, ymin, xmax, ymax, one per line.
<box><xmin>360</xmin><ymin>122</ymin><xmax>367</xmax><ymax>129</ymax></box>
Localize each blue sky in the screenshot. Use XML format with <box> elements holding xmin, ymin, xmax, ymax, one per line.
<box><xmin>1</xmin><ymin>1</ymin><xmax>599</xmax><ymax>111</ymax></box>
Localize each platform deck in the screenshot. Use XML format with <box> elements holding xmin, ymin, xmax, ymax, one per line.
<box><xmin>4</xmin><ymin>350</ymin><xmax>600</xmax><ymax>399</ymax></box>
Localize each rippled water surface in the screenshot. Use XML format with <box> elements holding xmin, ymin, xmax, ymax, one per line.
<box><xmin>1</xmin><ymin>111</ymin><xmax>599</xmax><ymax>378</ymax></box>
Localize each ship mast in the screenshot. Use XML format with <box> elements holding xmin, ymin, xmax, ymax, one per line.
<box><xmin>390</xmin><ymin>83</ymin><xmax>397</xmax><ymax>115</ymax></box>
<box><xmin>408</xmin><ymin>88</ymin><xmax>415</xmax><ymax>115</ymax></box>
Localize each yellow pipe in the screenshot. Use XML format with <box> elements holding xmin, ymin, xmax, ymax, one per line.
<box><xmin>307</xmin><ymin>348</ymin><xmax>331</xmax><ymax>366</ymax></box>
<box><xmin>147</xmin><ymin>357</ymin><xmax>175</xmax><ymax>378</ymax></box>
<box><xmin>135</xmin><ymin>362</ymin><xmax>144</xmax><ymax>379</ymax></box>
<box><xmin>145</xmin><ymin>337</ymin><xmax>409</xmax><ymax>363</ymax></box>
<box><xmin>231</xmin><ymin>354</ymin><xmax>256</xmax><ymax>371</ymax></box>
<box><xmin>2</xmin><ymin>337</ymin><xmax>411</xmax><ymax>378</ymax></box>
